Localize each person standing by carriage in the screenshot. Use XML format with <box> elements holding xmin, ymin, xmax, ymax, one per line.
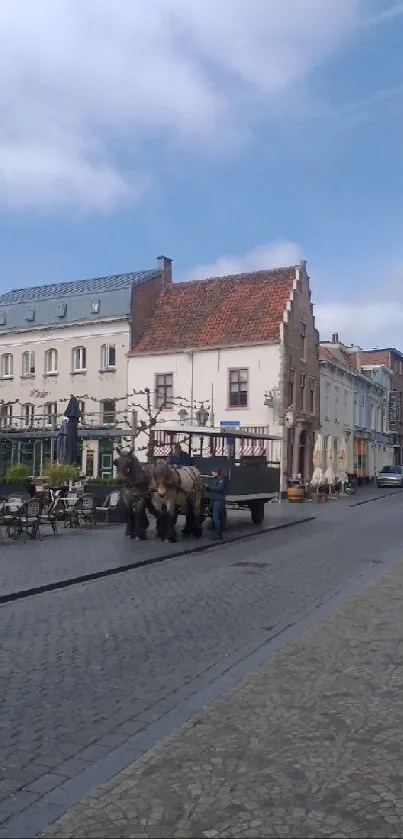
<box><xmin>210</xmin><ymin>468</ymin><xmax>227</xmax><ymax>540</ymax></box>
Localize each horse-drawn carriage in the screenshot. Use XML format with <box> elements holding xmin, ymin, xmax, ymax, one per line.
<box><xmin>114</xmin><ymin>424</ymin><xmax>281</xmax><ymax>541</ymax></box>
<box><xmin>152</xmin><ymin>422</ymin><xmax>282</xmax><ymax>527</ymax></box>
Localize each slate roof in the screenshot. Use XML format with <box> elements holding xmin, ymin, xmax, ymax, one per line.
<box><xmin>131</xmin><ymin>267</ymin><xmax>297</xmax><ymax>354</ymax></box>
<box><xmin>0</xmin><ymin>269</ymin><xmax>159</xmax><ymax>332</ymax></box>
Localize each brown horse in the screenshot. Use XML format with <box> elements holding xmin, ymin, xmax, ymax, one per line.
<box><xmin>114</xmin><ymin>450</ymin><xmax>162</xmax><ymax>540</ymax></box>
<box><xmin>152</xmin><ymin>463</ymin><xmax>204</xmax><ymax>542</ymax></box>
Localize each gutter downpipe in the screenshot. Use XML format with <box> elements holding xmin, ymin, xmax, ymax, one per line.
<box><xmin>279</xmin><ymin>322</ymin><xmax>286</xmax><ymax>503</ymax></box>
<box><xmin>189</xmin><ymin>351</ymin><xmax>194</xmax><ymax>424</ymax></box>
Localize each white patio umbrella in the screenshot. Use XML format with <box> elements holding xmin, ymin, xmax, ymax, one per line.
<box><xmin>311</xmin><ymin>432</ymin><xmax>325</xmax><ymax>487</ymax></box>
<box><xmin>338</xmin><ymin>435</ymin><xmax>349</xmax><ymax>489</ymax></box>
<box><xmin>325</xmin><ymin>435</ymin><xmax>336</xmax><ymax>486</ymax></box>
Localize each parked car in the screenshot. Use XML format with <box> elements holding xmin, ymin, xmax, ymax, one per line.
<box><xmin>376</xmin><ymin>465</ymin><xmax>403</xmax><ymax>488</ymax></box>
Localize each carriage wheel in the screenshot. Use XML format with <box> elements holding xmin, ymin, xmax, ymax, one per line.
<box><xmin>250</xmin><ymin>500</ymin><xmax>265</xmax><ymax>525</ymax></box>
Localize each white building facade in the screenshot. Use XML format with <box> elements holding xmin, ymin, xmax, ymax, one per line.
<box><xmin>0</xmin><ymin>257</ymin><xmax>172</xmax><ymax>478</ymax></box>
<box><xmin>128</xmin><ymin>343</ymin><xmax>282</xmax><ymax>459</ymax></box>
<box><xmin>319</xmin><ymin>345</ymin><xmax>355</xmax><ymax>473</ymax></box>
<box><xmin>127</xmin><ymin>262</ymin><xmax>320</xmax><ymax>489</ymax></box>
<box><xmin>319</xmin><ymin>339</ymin><xmax>394</xmax><ymax>481</ymax></box>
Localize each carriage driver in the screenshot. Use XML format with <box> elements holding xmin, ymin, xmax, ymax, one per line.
<box><xmin>167</xmin><ymin>443</ymin><xmax>192</xmax><ymax>467</ymax></box>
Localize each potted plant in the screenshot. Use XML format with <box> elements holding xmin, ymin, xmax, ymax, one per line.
<box><xmin>4</xmin><ymin>463</ymin><xmax>31</xmax><ymax>485</ymax></box>
<box><xmin>42</xmin><ymin>461</ymin><xmax>80</xmax><ymax>487</ymax></box>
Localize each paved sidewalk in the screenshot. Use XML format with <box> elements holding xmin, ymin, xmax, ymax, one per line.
<box><xmin>40</xmin><ymin>554</ymin><xmax>403</xmax><ymax>838</ymax></box>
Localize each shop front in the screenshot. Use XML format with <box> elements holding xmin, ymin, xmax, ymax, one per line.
<box><xmin>353</xmin><ymin>432</ymin><xmax>370</xmax><ymax>483</ymax></box>
<box><xmin>370</xmin><ymin>431</ymin><xmax>394</xmax><ymax>479</ymax></box>
<box><xmin>0</xmin><ymin>427</ymin><xmax>128</xmax><ymax>479</ymax></box>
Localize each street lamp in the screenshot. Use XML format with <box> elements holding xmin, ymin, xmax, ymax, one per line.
<box><xmin>264</xmin><ymin>386</ymin><xmax>282</xmax><ymax>423</ymax></box>
<box><xmin>264</xmin><ymin>385</ymin><xmax>283</xmax><ymax>503</ymax></box>
<box><xmin>195</xmin><ymin>402</ymin><xmax>209</xmax><ymax>426</ymax></box>
<box><xmin>178</xmin><ymin>408</ymin><xmax>188</xmax><ymax>425</ymax></box>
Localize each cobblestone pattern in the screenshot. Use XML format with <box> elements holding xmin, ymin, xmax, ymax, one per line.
<box><xmin>0</xmin><ymin>492</ymin><xmax>402</xmax><ymax>830</ymax></box>
<box><xmin>0</xmin><ymin>485</ymin><xmax>394</xmax><ymax>599</ymax></box>
<box><xmin>41</xmin><ymin>553</ymin><xmax>403</xmax><ymax>838</ymax></box>
<box><xmin>0</xmin><ymin>507</ymin><xmax>311</xmax><ymax>599</ymax></box>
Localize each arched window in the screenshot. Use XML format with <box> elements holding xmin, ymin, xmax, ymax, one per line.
<box><xmin>22</xmin><ymin>351</ymin><xmax>35</xmax><ymax>376</ymax></box>
<box><xmin>22</xmin><ymin>403</ymin><xmax>35</xmax><ymax>427</ymax></box>
<box><xmin>1</xmin><ymin>352</ymin><xmax>13</xmax><ymax>378</ymax></box>
<box><xmin>72</xmin><ymin>346</ymin><xmax>87</xmax><ymax>372</ymax></box>
<box><xmin>100</xmin><ymin>344</ymin><xmax>116</xmax><ymax>370</ymax></box>
<box><xmin>44</xmin><ymin>348</ymin><xmax>58</xmax><ymax>374</ymax></box>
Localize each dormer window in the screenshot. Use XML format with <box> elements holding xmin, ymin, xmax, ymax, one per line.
<box><xmin>92</xmin><ymin>299</ymin><xmax>100</xmax><ymax>314</ymax></box>
<box><xmin>25</xmin><ymin>307</ymin><xmax>35</xmax><ymax>323</ymax></box>
<box><xmin>57</xmin><ymin>303</ymin><xmax>67</xmax><ymax>318</ymax></box>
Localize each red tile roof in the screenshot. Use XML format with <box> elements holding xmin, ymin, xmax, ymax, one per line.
<box><xmin>319</xmin><ymin>345</ymin><xmax>338</xmax><ymax>363</ymax></box>
<box><xmin>319</xmin><ymin>343</ymin><xmax>358</xmax><ymax>370</ymax></box>
<box><xmin>131</xmin><ymin>267</ymin><xmax>297</xmax><ymax>354</ymax></box>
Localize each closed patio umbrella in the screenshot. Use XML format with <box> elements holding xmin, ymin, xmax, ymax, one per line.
<box><xmin>338</xmin><ymin>434</ymin><xmax>349</xmax><ymax>489</ymax></box>
<box><xmin>64</xmin><ymin>396</ymin><xmax>80</xmax><ymax>466</ymax></box>
<box><xmin>325</xmin><ymin>435</ymin><xmax>336</xmax><ymax>487</ymax></box>
<box><xmin>311</xmin><ymin>432</ymin><xmax>325</xmax><ymax>487</ymax></box>
<box><xmin>56</xmin><ymin>417</ymin><xmax>68</xmax><ymax>463</ymax></box>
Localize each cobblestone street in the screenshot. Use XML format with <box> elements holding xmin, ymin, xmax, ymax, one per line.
<box><xmin>0</xmin><ymin>504</ymin><xmax>312</xmax><ymax>600</ymax></box>
<box><xmin>40</xmin><ymin>550</ymin><xmax>403</xmax><ymax>839</ymax></box>
<box><xmin>0</xmin><ymin>488</ymin><xmax>402</xmax><ymax>837</ymax></box>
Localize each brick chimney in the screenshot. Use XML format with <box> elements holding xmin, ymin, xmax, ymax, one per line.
<box><xmin>157</xmin><ymin>255</ymin><xmax>172</xmax><ymax>290</ymax></box>
<box><xmin>130</xmin><ymin>255</ymin><xmax>173</xmax><ymax>349</ymax></box>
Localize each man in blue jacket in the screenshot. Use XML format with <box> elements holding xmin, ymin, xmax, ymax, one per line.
<box><xmin>167</xmin><ymin>443</ymin><xmax>192</xmax><ymax>467</ymax></box>
<box><xmin>210</xmin><ymin>468</ymin><xmax>227</xmax><ymax>540</ymax></box>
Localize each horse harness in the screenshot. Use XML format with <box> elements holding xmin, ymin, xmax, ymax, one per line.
<box><xmin>165</xmin><ymin>466</ymin><xmax>199</xmax><ymax>493</ymax></box>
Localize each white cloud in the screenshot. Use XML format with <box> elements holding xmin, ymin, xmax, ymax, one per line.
<box><xmin>186</xmin><ymin>241</ymin><xmax>303</xmax><ymax>281</ymax></box>
<box><xmin>362</xmin><ymin>2</ymin><xmax>403</xmax><ymax>26</ymax></box>
<box><xmin>0</xmin><ymin>0</ymin><xmax>363</xmax><ymax>212</ymax></box>
<box><xmin>315</xmin><ymin>300</ymin><xmax>403</xmax><ymax>349</ymax></box>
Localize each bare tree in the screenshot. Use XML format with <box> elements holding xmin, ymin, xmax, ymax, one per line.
<box><xmin>122</xmin><ymin>388</ymin><xmax>210</xmax><ymax>460</ymax></box>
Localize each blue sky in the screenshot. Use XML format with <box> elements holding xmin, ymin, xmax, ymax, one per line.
<box><xmin>0</xmin><ymin>0</ymin><xmax>402</xmax><ymax>347</ymax></box>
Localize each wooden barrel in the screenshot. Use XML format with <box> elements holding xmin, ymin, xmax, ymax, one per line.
<box><xmin>287</xmin><ymin>486</ymin><xmax>304</xmax><ymax>503</ymax></box>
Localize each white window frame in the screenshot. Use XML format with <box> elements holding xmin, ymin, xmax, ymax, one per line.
<box><xmin>78</xmin><ymin>400</ymin><xmax>85</xmax><ymax>424</ymax></box>
<box><xmin>44</xmin><ymin>348</ymin><xmax>58</xmax><ymax>375</ymax></box>
<box><xmin>228</xmin><ymin>368</ymin><xmax>248</xmax><ymax>409</ymax></box>
<box><xmin>0</xmin><ymin>402</ymin><xmax>12</xmax><ymax>428</ymax></box>
<box><xmin>1</xmin><ymin>352</ymin><xmax>13</xmax><ymax>378</ymax></box>
<box><xmin>353</xmin><ymin>391</ymin><xmax>358</xmax><ymax>425</ymax></box>
<box><xmin>324</xmin><ymin>381</ymin><xmax>330</xmax><ymax>419</ymax></box>
<box><xmin>155</xmin><ymin>373</ymin><xmax>174</xmax><ymax>409</ymax></box>
<box><xmin>44</xmin><ymin>401</ymin><xmax>58</xmax><ymax>427</ymax></box>
<box><xmin>100</xmin><ymin>343</ymin><xmax>116</xmax><ymax>370</ymax></box>
<box><xmin>72</xmin><ymin>346</ymin><xmax>87</xmax><ymax>373</ymax></box>
<box><xmin>22</xmin><ymin>350</ymin><xmax>36</xmax><ymax>376</ymax></box>
<box><xmin>22</xmin><ymin>403</ymin><xmax>35</xmax><ymax>427</ymax></box>
<box><xmin>101</xmin><ymin>399</ymin><xmax>116</xmax><ymax>425</ymax></box>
